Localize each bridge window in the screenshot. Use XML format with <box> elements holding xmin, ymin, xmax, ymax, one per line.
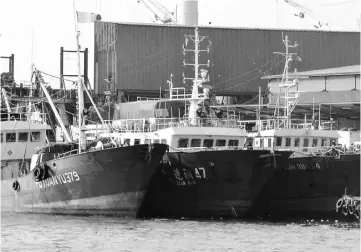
<box><xmin>178</xmin><ymin>138</ymin><xmax>189</xmax><ymax>148</ymax></box>
<box><xmin>303</xmin><ymin>138</ymin><xmax>309</xmax><ymax>152</ymax></box>
<box><xmin>294</xmin><ymin>138</ymin><xmax>300</xmax><ymax>147</ymax></box>
<box><xmin>321</xmin><ymin>138</ymin><xmax>327</xmax><ymax>147</ymax></box>
<box><xmin>161</xmin><ymin>139</ymin><xmax>167</xmax><ymax>144</ymax></box>
<box><xmin>260</xmin><ymin>138</ymin><xmax>264</xmax><ymax>148</ymax></box>
<box><xmin>134</xmin><ymin>139</ymin><xmax>140</xmax><ymax>145</ymax></box>
<box><xmin>275</xmin><ymin>137</ymin><xmax>282</xmax><ymax>147</ymax></box>
<box><xmin>285</xmin><ymin>138</ymin><xmax>291</xmax><ymax>147</ymax></box>
<box><xmin>216</xmin><ymin>139</ymin><xmax>226</xmax><ymax>147</ymax></box>
<box><xmin>18</xmin><ymin>132</ymin><xmax>28</xmax><ymax>142</ymax></box>
<box><xmin>331</xmin><ymin>138</ymin><xmax>337</xmax><ymax>146</ymax></box>
<box><xmin>6</xmin><ymin>133</ymin><xmax>16</xmax><ymax>142</ymax></box>
<box><xmin>30</xmin><ymin>132</ymin><xmax>41</xmax><ymax>142</ymax></box>
<box><xmin>124</xmin><ymin>139</ymin><xmax>130</xmax><ymax>146</ymax></box>
<box><xmin>191</xmin><ymin>139</ymin><xmax>201</xmax><ymax>147</ymax></box>
<box><xmin>203</xmin><ymin>139</ymin><xmax>214</xmax><ymax>148</ymax></box>
<box><xmin>312</xmin><ymin>138</ymin><xmax>318</xmax><ymax>147</ymax></box>
<box><xmin>228</xmin><ymin>140</ymin><xmax>239</xmax><ymax>146</ymax></box>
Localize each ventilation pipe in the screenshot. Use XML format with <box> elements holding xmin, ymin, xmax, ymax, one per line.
<box><xmin>179</xmin><ymin>0</ymin><xmax>198</xmax><ymax>25</ymax></box>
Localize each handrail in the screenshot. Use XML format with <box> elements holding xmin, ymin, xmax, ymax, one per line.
<box><xmin>175</xmin><ymin>146</ymin><xmax>245</xmax><ymax>152</ymax></box>
<box><xmin>57</xmin><ymin>149</ymin><xmax>79</xmax><ymax>158</ymax></box>
<box><xmin>0</xmin><ymin>112</ymin><xmax>47</xmax><ymax>123</ymax></box>
<box><xmin>109</xmin><ymin>117</ymin><xmax>245</xmax><ymax>133</ymax></box>
<box><xmin>238</xmin><ymin>119</ymin><xmax>338</xmax><ymax>132</ymax></box>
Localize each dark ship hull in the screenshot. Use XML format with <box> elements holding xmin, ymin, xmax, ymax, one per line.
<box><xmin>252</xmin><ymin>154</ymin><xmax>360</xmax><ymax>220</ymax></box>
<box><xmin>1</xmin><ymin>144</ymin><xmax>168</xmax><ymax>217</ymax></box>
<box><xmin>141</xmin><ymin>149</ymin><xmax>293</xmax><ymax>219</ymax></box>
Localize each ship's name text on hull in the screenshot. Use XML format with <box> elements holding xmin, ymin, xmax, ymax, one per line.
<box><xmin>35</xmin><ymin>172</ymin><xmax>80</xmax><ymax>188</ymax></box>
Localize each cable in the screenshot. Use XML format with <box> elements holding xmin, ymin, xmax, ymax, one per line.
<box><xmin>218</xmin><ymin>58</ymin><xmax>286</xmax><ymax>92</ymax></box>
<box><xmin>213</xmin><ymin>56</ymin><xmax>281</xmax><ymax>87</ymax></box>
<box><xmin>37</xmin><ymin>70</ymin><xmax>76</xmax><ymax>83</ymax></box>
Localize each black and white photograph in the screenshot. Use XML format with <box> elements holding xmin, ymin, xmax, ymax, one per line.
<box><xmin>0</xmin><ymin>0</ymin><xmax>360</xmax><ymax>251</ymax></box>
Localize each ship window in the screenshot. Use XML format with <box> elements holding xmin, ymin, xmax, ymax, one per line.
<box><xmin>228</xmin><ymin>140</ymin><xmax>239</xmax><ymax>146</ymax></box>
<box><xmin>312</xmin><ymin>138</ymin><xmax>318</xmax><ymax>147</ymax></box>
<box><xmin>203</xmin><ymin>139</ymin><xmax>214</xmax><ymax>148</ymax></box>
<box><xmin>153</xmin><ymin>139</ymin><xmax>160</xmax><ymax>144</ymax></box>
<box><xmin>285</xmin><ymin>138</ymin><xmax>291</xmax><ymax>147</ymax></box>
<box><xmin>321</xmin><ymin>138</ymin><xmax>327</xmax><ymax>147</ymax></box>
<box><xmin>331</xmin><ymin>138</ymin><xmax>337</xmax><ymax>146</ymax></box>
<box><xmin>18</xmin><ymin>132</ymin><xmax>28</xmax><ymax>142</ymax></box>
<box><xmin>6</xmin><ymin>133</ymin><xmax>16</xmax><ymax>142</ymax></box>
<box><xmin>134</xmin><ymin>139</ymin><xmax>140</xmax><ymax>145</ymax></box>
<box><xmin>268</xmin><ymin>138</ymin><xmax>272</xmax><ymax>147</ymax></box>
<box><xmin>178</xmin><ymin>138</ymin><xmax>189</xmax><ymax>148</ymax></box>
<box><xmin>275</xmin><ymin>137</ymin><xmax>282</xmax><ymax>147</ymax></box>
<box><xmin>191</xmin><ymin>139</ymin><xmax>201</xmax><ymax>147</ymax></box>
<box><xmin>260</xmin><ymin>138</ymin><xmax>264</xmax><ymax>148</ymax></box>
<box><xmin>215</xmin><ymin>139</ymin><xmax>226</xmax><ymax>147</ymax></box>
<box><xmin>123</xmin><ymin>139</ymin><xmax>130</xmax><ymax>146</ymax></box>
<box><xmin>1</xmin><ymin>133</ymin><xmax>3</xmax><ymax>143</ymax></box>
<box><xmin>30</xmin><ymin>132</ymin><xmax>41</xmax><ymax>142</ymax></box>
<box><xmin>144</xmin><ymin>139</ymin><xmax>151</xmax><ymax>144</ymax></box>
<box><xmin>303</xmin><ymin>138</ymin><xmax>309</xmax><ymax>152</ymax></box>
<box><xmin>161</xmin><ymin>139</ymin><xmax>167</xmax><ymax>144</ymax></box>
<box><xmin>294</xmin><ymin>138</ymin><xmax>300</xmax><ymax>147</ymax></box>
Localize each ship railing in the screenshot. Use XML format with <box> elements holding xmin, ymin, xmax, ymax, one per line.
<box><xmin>255</xmin><ymin>145</ymin><xmax>346</xmax><ymax>156</ymax></box>
<box><xmin>52</xmin><ymin>89</ymin><xmax>76</xmax><ymax>99</ymax></box>
<box><xmin>136</xmin><ymin>97</ymin><xmax>161</xmax><ymax>101</ymax></box>
<box><xmin>154</xmin><ymin>117</ymin><xmax>245</xmax><ymax>130</ymax></box>
<box><xmin>109</xmin><ymin>117</ymin><xmax>245</xmax><ymax>133</ymax></box>
<box><xmin>239</xmin><ymin>119</ymin><xmax>338</xmax><ymax>132</ymax></box>
<box><xmin>175</xmin><ymin>146</ymin><xmax>245</xmax><ymax>152</ymax></box>
<box><xmin>57</xmin><ymin>149</ymin><xmax>79</xmax><ymax>159</ymax></box>
<box><xmin>169</xmin><ymin>87</ymin><xmax>206</xmax><ymax>100</ymax></box>
<box><xmin>0</xmin><ymin>112</ymin><xmax>47</xmax><ymax>123</ymax></box>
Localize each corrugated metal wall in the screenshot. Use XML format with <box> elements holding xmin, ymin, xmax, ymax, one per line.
<box><xmin>94</xmin><ymin>22</ymin><xmax>360</xmax><ymax>95</ymax></box>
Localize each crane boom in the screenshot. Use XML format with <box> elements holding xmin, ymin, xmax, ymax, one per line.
<box><xmin>284</xmin><ymin>0</ymin><xmax>329</xmax><ymax>28</ymax></box>
<box><xmin>137</xmin><ymin>0</ymin><xmax>177</xmax><ymax>24</ymax></box>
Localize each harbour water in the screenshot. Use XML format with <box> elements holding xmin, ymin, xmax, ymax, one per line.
<box><xmin>1</xmin><ymin>212</ymin><xmax>360</xmax><ymax>252</ymax></box>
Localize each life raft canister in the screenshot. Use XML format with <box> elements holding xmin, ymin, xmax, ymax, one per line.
<box><xmin>12</xmin><ymin>180</ymin><xmax>20</xmax><ymax>191</ymax></box>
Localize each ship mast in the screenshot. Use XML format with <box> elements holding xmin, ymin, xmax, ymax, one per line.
<box><xmin>272</xmin><ymin>35</ymin><xmax>301</xmax><ymax>129</ymax></box>
<box><xmin>183</xmin><ymin>27</ymin><xmax>210</xmax><ymax>125</ymax></box>
<box><xmin>73</xmin><ymin>1</ymin><xmax>85</xmax><ymax>152</ymax></box>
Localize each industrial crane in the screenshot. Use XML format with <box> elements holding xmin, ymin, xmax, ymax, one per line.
<box><xmin>137</xmin><ymin>0</ymin><xmax>177</xmax><ymax>24</ymax></box>
<box><xmin>284</xmin><ymin>0</ymin><xmax>329</xmax><ymax>28</ymax></box>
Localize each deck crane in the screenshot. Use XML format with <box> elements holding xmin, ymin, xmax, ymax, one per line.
<box><xmin>284</xmin><ymin>0</ymin><xmax>330</xmax><ymax>28</ymax></box>
<box><xmin>137</xmin><ymin>0</ymin><xmax>177</xmax><ymax>24</ymax></box>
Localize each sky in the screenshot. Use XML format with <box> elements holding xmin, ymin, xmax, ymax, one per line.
<box><xmin>0</xmin><ymin>0</ymin><xmax>360</xmax><ymax>89</ymax></box>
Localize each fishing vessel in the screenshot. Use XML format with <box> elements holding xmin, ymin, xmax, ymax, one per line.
<box><xmin>0</xmin><ymin>18</ymin><xmax>168</xmax><ymax>217</ymax></box>
<box><xmin>100</xmin><ymin>28</ymin><xmax>293</xmax><ymax>219</ymax></box>
<box><xmin>243</xmin><ymin>35</ymin><xmax>360</xmax><ymax>220</ymax></box>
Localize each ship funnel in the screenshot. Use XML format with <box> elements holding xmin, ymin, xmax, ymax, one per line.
<box><xmin>178</xmin><ymin>0</ymin><xmax>198</xmax><ymax>25</ymax></box>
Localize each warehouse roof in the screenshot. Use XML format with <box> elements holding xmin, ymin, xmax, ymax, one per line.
<box><xmin>99</xmin><ymin>21</ymin><xmax>360</xmax><ymax>33</ymax></box>
<box><xmin>211</xmin><ymin>101</ymin><xmax>360</xmax><ymax>120</ymax></box>
<box><xmin>262</xmin><ymin>65</ymin><xmax>360</xmax><ymax>79</ymax></box>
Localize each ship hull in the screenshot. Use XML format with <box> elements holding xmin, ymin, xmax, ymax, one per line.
<box><xmin>141</xmin><ymin>149</ymin><xmax>292</xmax><ymax>219</ymax></box>
<box><xmin>1</xmin><ymin>144</ymin><xmax>167</xmax><ymax>217</ymax></box>
<box><xmin>252</xmin><ymin>154</ymin><xmax>360</xmax><ymax>220</ymax></box>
